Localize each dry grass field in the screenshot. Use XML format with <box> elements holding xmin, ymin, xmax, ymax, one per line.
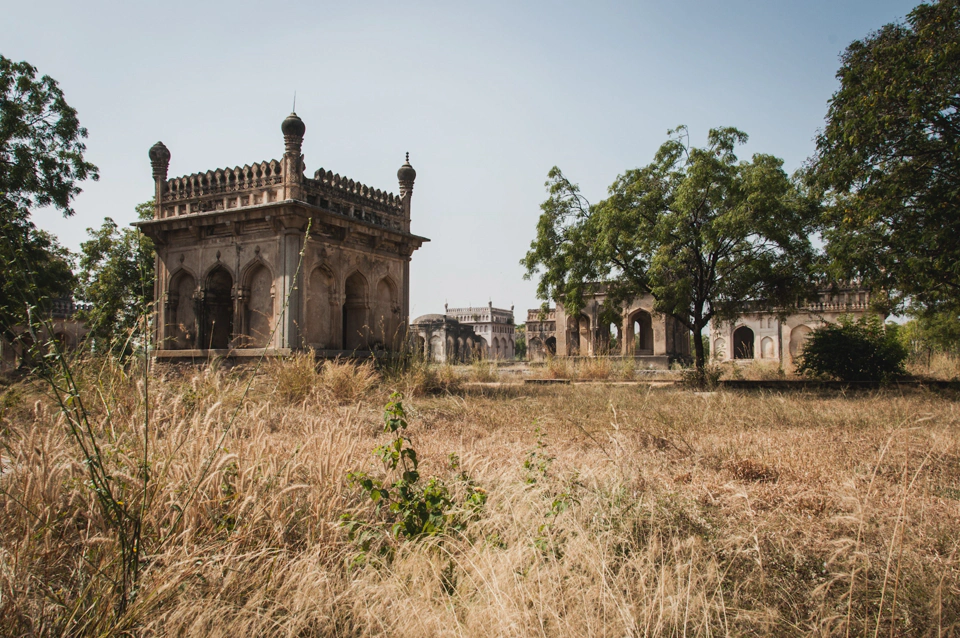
<box><xmin>1</xmin><ymin>355</ymin><xmax>959</xmax><ymax>636</ymax></box>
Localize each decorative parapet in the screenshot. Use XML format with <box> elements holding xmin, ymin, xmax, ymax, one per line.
<box><xmin>308</xmin><ymin>168</ymin><xmax>403</xmax><ymax>213</ymax></box>
<box><xmin>733</xmin><ymin>288</ymin><xmax>873</xmax><ymax>315</ymax></box>
<box><xmin>163</xmin><ymin>160</ymin><xmax>284</xmax><ymax>202</ymax></box>
<box><xmin>152</xmin><ymin>157</ymin><xmax>408</xmax><ymax>234</ymax></box>
<box><xmin>158</xmin><ymin>159</ymin><xmax>286</xmax><ymax>216</ymax></box>
<box><xmin>50</xmin><ymin>297</ymin><xmax>91</xmax><ymax>319</ymax></box>
<box><xmin>526</xmin><ymin>308</ymin><xmax>556</xmax><ymax>322</ymax></box>
<box><xmin>305</xmin><ymin>168</ymin><xmax>405</xmax><ymax>231</ymax></box>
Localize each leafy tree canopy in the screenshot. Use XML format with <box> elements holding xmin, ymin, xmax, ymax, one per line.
<box><xmin>75</xmin><ymin>202</ymin><xmax>155</xmax><ymax>355</ymax></box>
<box><xmin>900</xmin><ymin>308</ymin><xmax>960</xmax><ymax>355</ymax></box>
<box><xmin>522</xmin><ymin>126</ymin><xmax>817</xmax><ymax>372</ymax></box>
<box><xmin>0</xmin><ymin>55</ymin><xmax>96</xmax><ymax>342</ymax></box>
<box><xmin>1</xmin><ymin>55</ymin><xmax>98</xmax><ymax>216</ymax></box>
<box><xmin>0</xmin><ymin>203</ymin><xmax>74</xmax><ymax>343</ymax></box>
<box><xmin>807</xmin><ymin>0</ymin><xmax>960</xmax><ymax>313</ymax></box>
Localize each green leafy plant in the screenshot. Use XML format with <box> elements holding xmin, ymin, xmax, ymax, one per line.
<box><xmin>523</xmin><ymin>425</ymin><xmax>554</xmax><ymax>484</ymax></box>
<box><xmin>797</xmin><ymin>315</ymin><xmax>907</xmax><ymax>382</ymax></box>
<box><xmin>343</xmin><ymin>393</ymin><xmax>485</xmax><ymax>557</ymax></box>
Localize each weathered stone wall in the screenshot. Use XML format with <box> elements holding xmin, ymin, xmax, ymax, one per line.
<box><xmin>139</xmin><ymin>114</ymin><xmax>426</xmax><ymax>358</ymax></box>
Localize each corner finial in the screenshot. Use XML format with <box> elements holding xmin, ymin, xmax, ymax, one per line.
<box><xmin>397</xmin><ymin>151</ymin><xmax>417</xmax><ymax>192</ymax></box>
<box><xmin>149</xmin><ymin>141</ymin><xmax>170</xmax><ymax>181</ymax></box>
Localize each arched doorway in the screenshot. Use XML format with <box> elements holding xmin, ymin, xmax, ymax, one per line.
<box><xmin>733</xmin><ymin>326</ymin><xmax>754</xmax><ymax>360</ymax></box>
<box><xmin>475</xmin><ymin>336</ymin><xmax>487</xmax><ymax>359</ymax></box>
<box><xmin>545</xmin><ymin>336</ymin><xmax>557</xmax><ymax>356</ymax></box>
<box><xmin>167</xmin><ymin>271</ymin><xmax>197</xmax><ymax>349</ymax></box>
<box><xmin>306</xmin><ymin>266</ymin><xmax>335</xmax><ymax>349</ymax></box>
<box><xmin>429</xmin><ymin>334</ymin><xmax>444</xmax><ymax>362</ymax></box>
<box><xmin>203</xmin><ymin>267</ymin><xmax>233</xmax><ymax>350</ymax></box>
<box><xmin>244</xmin><ymin>264</ymin><xmax>273</xmax><ymax>348</ymax></box>
<box><xmin>342</xmin><ymin>272</ymin><xmax>368</xmax><ymax>351</ymax></box>
<box><xmin>374</xmin><ymin>277</ymin><xmax>399</xmax><ymax>350</ymax></box>
<box><xmin>630</xmin><ymin>310</ymin><xmax>654</xmax><ymax>355</ymax></box>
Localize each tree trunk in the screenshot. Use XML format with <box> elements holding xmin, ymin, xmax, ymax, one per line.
<box><xmin>693</xmin><ymin>325</ymin><xmax>706</xmax><ymax>372</ymax></box>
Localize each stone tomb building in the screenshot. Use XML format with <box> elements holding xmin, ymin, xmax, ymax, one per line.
<box><xmin>710</xmin><ymin>284</ymin><xmax>875</xmax><ymax>365</ymax></box>
<box><xmin>444</xmin><ymin>302</ymin><xmax>515</xmax><ymax>359</ymax></box>
<box><xmin>526</xmin><ymin>287</ymin><xmax>690</xmax><ymax>368</ymax></box>
<box><xmin>137</xmin><ymin>113</ymin><xmax>428</xmax><ymax>358</ymax></box>
<box><xmin>409</xmin><ymin>314</ymin><xmax>483</xmax><ymax>363</ymax></box>
<box><xmin>525</xmin><ymin>283</ymin><xmax>875</xmax><ymax>367</ymax></box>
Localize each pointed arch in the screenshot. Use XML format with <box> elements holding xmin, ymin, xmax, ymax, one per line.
<box><xmin>627</xmin><ymin>309</ymin><xmax>654</xmax><ymax>355</ymax></box>
<box><xmin>167</xmin><ymin>268</ymin><xmax>198</xmax><ymax>349</ymax></box>
<box><xmin>733</xmin><ymin>326</ymin><xmax>755</xmax><ymax>360</ymax></box>
<box><xmin>789</xmin><ymin>325</ymin><xmax>813</xmax><ymax>362</ymax></box>
<box><xmin>306</xmin><ymin>263</ymin><xmax>337</xmax><ymax>349</ymax></box>
<box><xmin>373</xmin><ymin>276</ymin><xmax>400</xmax><ymax>350</ymax></box>
<box><xmin>760</xmin><ymin>336</ymin><xmax>775</xmax><ymax>359</ymax></box>
<box><xmin>242</xmin><ymin>261</ymin><xmax>274</xmax><ymax>348</ymax></box>
<box><xmin>203</xmin><ymin>266</ymin><xmax>233</xmax><ymax>350</ymax></box>
<box><xmin>343</xmin><ymin>270</ymin><xmax>369</xmax><ymax>351</ymax></box>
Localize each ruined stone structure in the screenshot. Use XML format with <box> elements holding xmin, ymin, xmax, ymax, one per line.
<box><xmin>526</xmin><ymin>284</ymin><xmax>876</xmax><ymax>368</ymax></box>
<box><xmin>444</xmin><ymin>302</ymin><xmax>515</xmax><ymax>359</ymax></box>
<box><xmin>136</xmin><ymin>113</ymin><xmax>428</xmax><ymax>358</ymax></box>
<box><xmin>710</xmin><ymin>284</ymin><xmax>876</xmax><ymax>366</ymax></box>
<box><xmin>526</xmin><ymin>287</ymin><xmax>690</xmax><ymax>368</ymax></box>
<box><xmin>0</xmin><ymin>298</ymin><xmax>90</xmax><ymax>372</ymax></box>
<box><xmin>409</xmin><ymin>314</ymin><xmax>483</xmax><ymax>363</ymax></box>
<box><xmin>525</xmin><ymin>307</ymin><xmax>557</xmax><ymax>360</ymax></box>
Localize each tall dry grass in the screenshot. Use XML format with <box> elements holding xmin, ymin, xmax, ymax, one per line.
<box><xmin>1</xmin><ymin>357</ymin><xmax>959</xmax><ymax>636</ymax></box>
<box><xmin>907</xmin><ymin>351</ymin><xmax>960</xmax><ymax>380</ymax></box>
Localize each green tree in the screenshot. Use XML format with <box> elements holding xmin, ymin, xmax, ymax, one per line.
<box><xmin>76</xmin><ymin>202</ymin><xmax>155</xmax><ymax>354</ymax></box>
<box><xmin>0</xmin><ymin>55</ymin><xmax>97</xmax><ymax>339</ymax></box>
<box><xmin>797</xmin><ymin>315</ymin><xmax>907</xmax><ymax>382</ymax></box>
<box><xmin>514</xmin><ymin>323</ymin><xmax>527</xmax><ymax>359</ymax></box>
<box><xmin>899</xmin><ymin>309</ymin><xmax>960</xmax><ymax>357</ymax></box>
<box><xmin>1</xmin><ymin>55</ymin><xmax>98</xmax><ymax>215</ymax></box>
<box><xmin>522</xmin><ymin>126</ymin><xmax>816</xmax><ymax>375</ymax></box>
<box><xmin>0</xmin><ymin>204</ymin><xmax>75</xmax><ymax>345</ymax></box>
<box><xmin>807</xmin><ymin>0</ymin><xmax>960</xmax><ymax>313</ymax></box>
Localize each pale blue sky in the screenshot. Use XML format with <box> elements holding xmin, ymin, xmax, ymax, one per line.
<box><xmin>5</xmin><ymin>0</ymin><xmax>918</xmax><ymax>319</ymax></box>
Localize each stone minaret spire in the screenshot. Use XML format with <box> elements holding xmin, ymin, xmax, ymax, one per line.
<box><xmin>397</xmin><ymin>152</ymin><xmax>416</xmax><ymax>232</ymax></box>
<box><xmin>281</xmin><ymin>112</ymin><xmax>306</xmax><ymax>200</ymax></box>
<box><xmin>149</xmin><ymin>141</ymin><xmax>170</xmax><ymax>219</ymax></box>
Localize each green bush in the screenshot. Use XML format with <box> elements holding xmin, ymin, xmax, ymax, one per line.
<box><xmin>796</xmin><ymin>315</ymin><xmax>907</xmax><ymax>382</ymax></box>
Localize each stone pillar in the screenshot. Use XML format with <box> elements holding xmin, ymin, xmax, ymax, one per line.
<box><xmin>279</xmin><ymin>225</ymin><xmax>303</xmax><ymax>349</ymax></box>
<box><xmin>555</xmin><ymin>302</ymin><xmax>568</xmax><ymax>357</ymax></box>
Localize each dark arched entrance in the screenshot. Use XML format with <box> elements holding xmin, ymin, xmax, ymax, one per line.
<box><xmin>545</xmin><ymin>336</ymin><xmax>557</xmax><ymax>356</ymax></box>
<box><xmin>733</xmin><ymin>326</ymin><xmax>754</xmax><ymax>360</ymax></box>
<box><xmin>342</xmin><ymin>272</ymin><xmax>368</xmax><ymax>351</ymax></box>
<box><xmin>630</xmin><ymin>310</ymin><xmax>654</xmax><ymax>355</ymax></box>
<box><xmin>203</xmin><ymin>267</ymin><xmax>233</xmax><ymax>350</ymax></box>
